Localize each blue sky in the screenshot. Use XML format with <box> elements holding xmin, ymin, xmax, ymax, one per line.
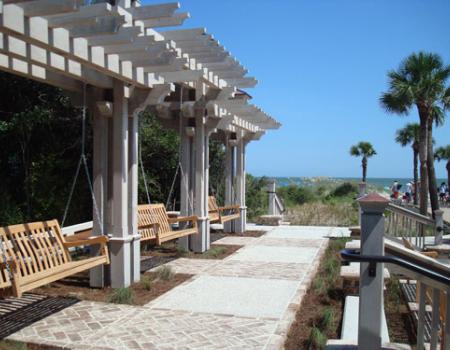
<box><xmin>144</xmin><ymin>0</ymin><xmax>450</xmax><ymax>178</ymax></box>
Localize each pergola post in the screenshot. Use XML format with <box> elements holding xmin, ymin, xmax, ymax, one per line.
<box><xmin>179</xmin><ymin>117</ymin><xmax>193</xmax><ymax>250</ymax></box>
<box><xmin>224</xmin><ymin>135</ymin><xmax>235</xmax><ymax>233</ymax></box>
<box><xmin>128</xmin><ymin>112</ymin><xmax>140</xmax><ymax>283</ymax></box>
<box><xmin>190</xmin><ymin>104</ymin><xmax>209</xmax><ymax>252</ymax></box>
<box><xmin>91</xmin><ymin>92</ymin><xmax>108</xmax><ymax>288</ymax></box>
<box><xmin>110</xmin><ymin>79</ymin><xmax>131</xmax><ymax>288</ymax></box>
<box><xmin>235</xmin><ymin>134</ymin><xmax>247</xmax><ymax>233</ymax></box>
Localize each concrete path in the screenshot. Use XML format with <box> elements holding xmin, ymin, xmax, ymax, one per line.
<box><xmin>6</xmin><ymin>225</ymin><xmax>347</xmax><ymax>350</ymax></box>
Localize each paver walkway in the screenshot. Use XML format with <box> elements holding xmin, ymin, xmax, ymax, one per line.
<box><xmin>5</xmin><ymin>225</ymin><xmax>349</xmax><ymax>350</ymax></box>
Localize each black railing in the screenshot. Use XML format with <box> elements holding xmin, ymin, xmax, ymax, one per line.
<box><xmin>340</xmin><ymin>249</ymin><xmax>450</xmax><ymax>286</ymax></box>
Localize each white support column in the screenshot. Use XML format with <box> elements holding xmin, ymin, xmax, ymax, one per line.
<box><xmin>128</xmin><ymin>113</ymin><xmax>140</xmax><ymax>283</ymax></box>
<box><xmin>110</xmin><ymin>79</ymin><xmax>131</xmax><ymax>288</ymax></box>
<box><xmin>91</xmin><ymin>97</ymin><xmax>108</xmax><ymax>288</ymax></box>
<box><xmin>204</xmin><ymin>131</ymin><xmax>211</xmax><ymax>248</ymax></box>
<box><xmin>179</xmin><ymin>118</ymin><xmax>193</xmax><ymax>250</ymax></box>
<box><xmin>358</xmin><ymin>193</ymin><xmax>389</xmax><ymax>350</ymax></box>
<box><xmin>190</xmin><ymin>109</ymin><xmax>209</xmax><ymax>252</ymax></box>
<box><xmin>268</xmin><ymin>180</ymin><xmax>277</xmax><ymax>216</ymax></box>
<box><xmin>224</xmin><ymin>136</ymin><xmax>235</xmax><ymax>233</ymax></box>
<box><xmin>235</xmin><ymin>135</ymin><xmax>246</xmax><ymax>233</ymax></box>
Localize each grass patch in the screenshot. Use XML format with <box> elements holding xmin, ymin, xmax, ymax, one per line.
<box><xmin>201</xmin><ymin>246</ymin><xmax>227</xmax><ymax>258</ymax></box>
<box><xmin>285</xmin><ymin>237</ymin><xmax>349</xmax><ymax>349</ymax></box>
<box><xmin>154</xmin><ymin>265</ymin><xmax>174</xmax><ymax>281</ymax></box>
<box><xmin>140</xmin><ymin>276</ymin><xmax>153</xmax><ymax>291</ymax></box>
<box><xmin>107</xmin><ymin>287</ymin><xmax>134</xmax><ymax>305</ymax></box>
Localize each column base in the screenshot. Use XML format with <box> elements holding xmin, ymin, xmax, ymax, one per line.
<box><xmin>109</xmin><ymin>236</ymin><xmax>133</xmax><ymax>288</ymax></box>
<box><xmin>235</xmin><ymin>207</ymin><xmax>247</xmax><ymax>234</ymax></box>
<box><xmin>190</xmin><ymin>216</ymin><xmax>210</xmax><ymax>252</ymax></box>
<box><xmin>130</xmin><ymin>234</ymin><xmax>141</xmax><ymax>283</ymax></box>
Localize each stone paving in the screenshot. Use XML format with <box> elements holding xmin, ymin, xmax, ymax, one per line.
<box><xmin>5</xmin><ymin>225</ymin><xmax>344</xmax><ymax>350</ymax></box>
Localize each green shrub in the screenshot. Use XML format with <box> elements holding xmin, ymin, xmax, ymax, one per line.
<box><xmin>141</xmin><ymin>276</ymin><xmax>153</xmax><ymax>291</ymax></box>
<box><xmin>308</xmin><ymin>327</ymin><xmax>327</xmax><ymax>349</ymax></box>
<box><xmin>330</xmin><ymin>182</ymin><xmax>358</xmax><ymax>197</ymax></box>
<box><xmin>321</xmin><ymin>307</ymin><xmax>335</xmax><ymax>332</ymax></box>
<box><xmin>155</xmin><ymin>265</ymin><xmax>174</xmax><ymax>281</ymax></box>
<box><xmin>176</xmin><ymin>244</ymin><xmax>188</xmax><ymax>257</ymax></box>
<box><xmin>279</xmin><ymin>184</ymin><xmax>315</xmax><ymax>206</ymax></box>
<box><xmin>204</xmin><ymin>246</ymin><xmax>226</xmax><ymax>258</ymax></box>
<box><xmin>312</xmin><ymin>278</ymin><xmax>327</xmax><ymax>295</ymax></box>
<box><xmin>107</xmin><ymin>287</ymin><xmax>134</xmax><ymax>304</ymax></box>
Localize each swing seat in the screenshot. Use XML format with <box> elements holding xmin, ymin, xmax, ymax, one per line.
<box><xmin>0</xmin><ymin>220</ymin><xmax>109</xmax><ymax>298</ymax></box>
<box><xmin>138</xmin><ymin>204</ymin><xmax>198</xmax><ymax>245</ymax></box>
<box><xmin>208</xmin><ymin>196</ymin><xmax>240</xmax><ymax>224</ymax></box>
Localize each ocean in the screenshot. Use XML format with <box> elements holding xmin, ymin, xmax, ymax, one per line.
<box><xmin>273</xmin><ymin>177</ymin><xmax>447</xmax><ymax>191</ymax></box>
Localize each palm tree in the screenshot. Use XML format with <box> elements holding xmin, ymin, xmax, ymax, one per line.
<box><xmin>350</xmin><ymin>142</ymin><xmax>377</xmax><ymax>183</ymax></box>
<box><xmin>427</xmin><ymin>106</ymin><xmax>445</xmax><ymax>214</ymax></box>
<box><xmin>380</xmin><ymin>52</ymin><xmax>450</xmax><ymax>215</ymax></box>
<box><xmin>395</xmin><ymin>123</ymin><xmax>420</xmax><ymax>205</ymax></box>
<box><xmin>435</xmin><ymin>145</ymin><xmax>450</xmax><ymax>189</ymax></box>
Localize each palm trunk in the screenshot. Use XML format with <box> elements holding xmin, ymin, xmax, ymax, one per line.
<box><xmin>362</xmin><ymin>156</ymin><xmax>367</xmax><ymax>183</ymax></box>
<box><xmin>413</xmin><ymin>146</ymin><xmax>419</xmax><ymax>206</ymax></box>
<box><xmin>447</xmin><ymin>161</ymin><xmax>450</xmax><ymax>191</ymax></box>
<box><xmin>427</xmin><ymin>118</ymin><xmax>439</xmax><ymax>215</ymax></box>
<box><xmin>417</xmin><ymin>105</ymin><xmax>429</xmax><ymax>215</ymax></box>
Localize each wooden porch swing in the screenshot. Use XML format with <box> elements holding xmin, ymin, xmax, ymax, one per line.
<box><xmin>0</xmin><ymin>220</ymin><xmax>109</xmax><ymax>298</ymax></box>
<box><xmin>0</xmin><ymin>85</ymin><xmax>109</xmax><ymax>298</ymax></box>
<box><xmin>136</xmin><ymin>104</ymin><xmax>198</xmax><ymax>246</ymax></box>
<box><xmin>208</xmin><ymin>196</ymin><xmax>240</xmax><ymax>224</ymax></box>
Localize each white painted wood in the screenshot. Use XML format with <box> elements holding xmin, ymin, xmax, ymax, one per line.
<box><xmin>130</xmin><ymin>2</ymin><xmax>180</xmax><ymax>21</ymax></box>
<box><xmin>110</xmin><ymin>79</ymin><xmax>131</xmax><ymax>288</ymax></box>
<box><xmin>141</xmin><ymin>12</ymin><xmax>189</xmax><ymax>28</ymax></box>
<box><xmin>235</xmin><ymin>134</ymin><xmax>246</xmax><ymax>233</ymax></box>
<box><xmin>128</xmin><ymin>112</ymin><xmax>140</xmax><ymax>283</ymax></box>
<box><xmin>358</xmin><ymin>195</ymin><xmax>390</xmax><ymax>350</ymax></box>
<box><xmin>223</xmin><ymin>135</ymin><xmax>235</xmax><ymax>233</ymax></box>
<box><xmin>416</xmin><ymin>282</ymin><xmax>426</xmax><ymax>350</ymax></box>
<box><xmin>162</xmin><ymin>27</ymin><xmax>206</xmax><ymax>41</ymax></box>
<box><xmin>16</xmin><ymin>0</ymin><xmax>82</xmax><ymax>17</ymax></box>
<box><xmin>91</xmin><ymin>90</ymin><xmax>108</xmax><ymax>288</ymax></box>
<box><xmin>429</xmin><ymin>288</ymin><xmax>440</xmax><ymax>350</ymax></box>
<box><xmin>158</xmin><ymin>69</ymin><xmax>203</xmax><ymax>83</ymax></box>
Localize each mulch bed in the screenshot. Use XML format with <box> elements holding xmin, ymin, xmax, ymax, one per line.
<box><xmin>141</xmin><ymin>241</ymin><xmax>242</xmax><ymax>262</ymax></box>
<box><xmin>31</xmin><ymin>271</ymin><xmax>192</xmax><ymax>306</ymax></box>
<box><xmin>210</xmin><ymin>229</ymin><xmax>266</xmax><ymax>242</ymax></box>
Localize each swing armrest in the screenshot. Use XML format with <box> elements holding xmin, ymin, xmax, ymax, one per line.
<box><xmin>218</xmin><ymin>204</ymin><xmax>240</xmax><ymax>211</ymax></box>
<box><xmin>139</xmin><ymin>222</ymin><xmax>160</xmax><ymax>230</ymax></box>
<box><xmin>63</xmin><ymin>235</ymin><xmax>109</xmax><ymax>248</ymax></box>
<box><xmin>421</xmin><ymin>251</ymin><xmax>439</xmax><ymax>259</ymax></box>
<box><xmin>168</xmin><ymin>216</ymin><xmax>198</xmax><ymax>224</ymax></box>
<box><xmin>65</xmin><ymin>230</ymin><xmax>93</xmax><ymax>242</ymax></box>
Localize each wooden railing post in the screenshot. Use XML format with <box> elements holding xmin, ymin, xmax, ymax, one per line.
<box><xmin>434</xmin><ymin>209</ymin><xmax>444</xmax><ymax>245</ymax></box>
<box><xmin>358</xmin><ymin>193</ymin><xmax>389</xmax><ymax>350</ymax></box>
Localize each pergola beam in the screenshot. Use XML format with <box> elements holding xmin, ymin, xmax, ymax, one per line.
<box><xmin>130</xmin><ymin>2</ymin><xmax>180</xmax><ymax>21</ymax></box>
<box><xmin>141</xmin><ymin>12</ymin><xmax>189</xmax><ymax>29</ymax></box>
<box><xmin>11</xmin><ymin>0</ymin><xmax>82</xmax><ymax>17</ymax></box>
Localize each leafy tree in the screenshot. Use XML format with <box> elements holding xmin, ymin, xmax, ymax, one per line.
<box><xmin>245</xmin><ymin>174</ymin><xmax>269</xmax><ymax>219</ymax></box>
<box><xmin>435</xmin><ymin>145</ymin><xmax>450</xmax><ymax>189</ymax></box>
<box><xmin>350</xmin><ymin>142</ymin><xmax>376</xmax><ymax>182</ymax></box>
<box><xmin>380</xmin><ymin>52</ymin><xmax>450</xmax><ymax>214</ymax></box>
<box><xmin>395</xmin><ymin>123</ymin><xmax>420</xmax><ymax>205</ymax></box>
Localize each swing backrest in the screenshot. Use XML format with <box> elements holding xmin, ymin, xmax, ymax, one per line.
<box><xmin>0</xmin><ymin>220</ymin><xmax>71</xmax><ymax>284</ymax></box>
<box><xmin>208</xmin><ymin>196</ymin><xmax>219</xmax><ymax>212</ymax></box>
<box><xmin>138</xmin><ymin>204</ymin><xmax>172</xmax><ymax>237</ymax></box>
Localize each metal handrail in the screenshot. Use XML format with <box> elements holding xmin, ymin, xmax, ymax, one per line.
<box><xmin>340</xmin><ymin>249</ymin><xmax>450</xmax><ymax>286</ymax></box>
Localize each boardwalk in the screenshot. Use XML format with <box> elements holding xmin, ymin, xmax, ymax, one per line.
<box><xmin>5</xmin><ymin>225</ymin><xmax>349</xmax><ymax>350</ymax></box>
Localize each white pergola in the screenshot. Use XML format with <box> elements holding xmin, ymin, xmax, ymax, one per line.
<box><xmin>0</xmin><ymin>0</ymin><xmax>281</xmax><ymax>288</ymax></box>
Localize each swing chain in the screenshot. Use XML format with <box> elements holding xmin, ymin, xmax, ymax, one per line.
<box><xmin>61</xmin><ymin>83</ymin><xmax>103</xmax><ymax>234</ymax></box>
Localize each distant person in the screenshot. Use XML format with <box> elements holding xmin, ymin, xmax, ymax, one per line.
<box><xmin>404</xmin><ymin>182</ymin><xmax>412</xmax><ymax>203</ymax></box>
<box><xmin>440</xmin><ymin>182</ymin><xmax>448</xmax><ymax>202</ymax></box>
<box><xmin>391</xmin><ymin>180</ymin><xmax>399</xmax><ymax>199</ymax></box>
